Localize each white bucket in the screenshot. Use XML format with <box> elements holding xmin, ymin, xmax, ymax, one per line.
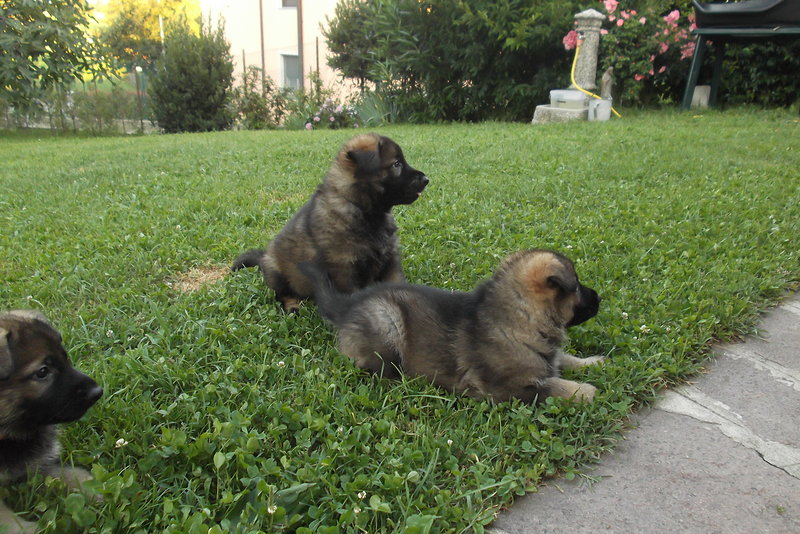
<box><xmin>588</xmin><ymin>98</ymin><xmax>612</xmax><ymax>121</ymax></box>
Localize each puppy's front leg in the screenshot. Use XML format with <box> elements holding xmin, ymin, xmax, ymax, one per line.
<box><xmin>555</xmin><ymin>350</ymin><xmax>604</xmax><ymax>370</ymax></box>
<box><xmin>378</xmin><ymin>256</ymin><xmax>405</xmax><ymax>284</ymax></box>
<box><xmin>544</xmin><ymin>377</ymin><xmax>598</xmax><ymax>402</ymax></box>
<box><xmin>0</xmin><ymin>500</ymin><xmax>37</xmax><ymax>534</ymax></box>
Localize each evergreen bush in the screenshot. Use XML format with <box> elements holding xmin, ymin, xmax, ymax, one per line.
<box><xmin>148</xmin><ymin>18</ymin><xmax>234</xmax><ymax>133</ymax></box>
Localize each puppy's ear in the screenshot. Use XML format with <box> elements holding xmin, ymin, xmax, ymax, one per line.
<box><xmin>6</xmin><ymin>309</ymin><xmax>51</xmax><ymax>326</ymax></box>
<box><xmin>346</xmin><ymin>147</ymin><xmax>381</xmax><ymax>174</ymax></box>
<box><xmin>0</xmin><ymin>327</ymin><xmax>13</xmax><ymax>380</ymax></box>
<box><xmin>546</xmin><ymin>274</ymin><xmax>578</xmax><ymax>294</ymax></box>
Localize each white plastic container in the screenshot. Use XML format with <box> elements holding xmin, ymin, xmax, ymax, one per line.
<box><xmin>550</xmin><ymin>89</ymin><xmax>587</xmax><ymax>109</ymax></box>
<box><xmin>588</xmin><ymin>98</ymin><xmax>612</xmax><ymax>121</ymax></box>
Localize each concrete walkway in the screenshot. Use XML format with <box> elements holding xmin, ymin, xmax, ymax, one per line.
<box><xmin>491</xmin><ymin>295</ymin><xmax>800</xmax><ymax>534</ymax></box>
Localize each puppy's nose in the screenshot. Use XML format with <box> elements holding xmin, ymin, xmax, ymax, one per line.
<box><xmin>85</xmin><ymin>384</ymin><xmax>103</xmax><ymax>405</ymax></box>
<box><xmin>420</xmin><ymin>175</ymin><xmax>429</xmax><ymax>186</ymax></box>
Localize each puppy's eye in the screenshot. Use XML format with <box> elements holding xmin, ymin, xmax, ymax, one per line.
<box><xmin>34</xmin><ymin>366</ymin><xmax>50</xmax><ymax>380</ymax></box>
<box><xmin>392</xmin><ymin>160</ymin><xmax>402</xmax><ymax>169</ymax></box>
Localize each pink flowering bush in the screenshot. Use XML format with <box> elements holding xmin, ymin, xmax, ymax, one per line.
<box><xmin>564</xmin><ymin>1</ymin><xmax>696</xmax><ymax>106</ymax></box>
<box><xmin>304</xmin><ymin>98</ymin><xmax>360</xmax><ymax>130</ymax></box>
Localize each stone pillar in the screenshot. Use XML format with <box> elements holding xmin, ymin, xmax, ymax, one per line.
<box><xmin>572</xmin><ymin>9</ymin><xmax>605</xmax><ymax>91</ymax></box>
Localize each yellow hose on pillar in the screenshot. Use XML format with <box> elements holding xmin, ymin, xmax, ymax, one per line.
<box><xmin>571</xmin><ymin>38</ymin><xmax>622</xmax><ymax>118</ymax></box>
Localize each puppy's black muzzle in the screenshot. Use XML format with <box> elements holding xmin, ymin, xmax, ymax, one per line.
<box><xmin>25</xmin><ymin>368</ymin><xmax>104</xmax><ymax>426</ymax></box>
<box><xmin>566</xmin><ymin>284</ymin><xmax>600</xmax><ymax>327</ymax></box>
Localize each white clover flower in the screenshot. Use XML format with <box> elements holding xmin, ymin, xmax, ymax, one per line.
<box><xmin>115</xmin><ymin>438</ymin><xmax>128</xmax><ymax>448</ymax></box>
<box><xmin>447</xmin><ymin>439</ymin><xmax>453</xmax><ymax>446</ymax></box>
<box><xmin>358</xmin><ymin>491</ymin><xmax>367</xmax><ymax>500</ymax></box>
<box><xmin>276</xmin><ymin>361</ymin><xmax>285</xmax><ymax>368</ymax></box>
<box><xmin>106</xmin><ymin>329</ymin><xmax>114</xmax><ymax>338</ymax></box>
<box><xmin>267</xmin><ymin>504</ymin><xmax>277</xmax><ymax>514</ymax></box>
<box><xmin>354</xmin><ymin>506</ymin><xmax>361</xmax><ymax>514</ymax></box>
<box><xmin>640</xmin><ymin>324</ymin><xmax>651</xmax><ymax>334</ymax></box>
<box><xmin>621</xmin><ymin>312</ymin><xmax>629</xmax><ymax>319</ymax></box>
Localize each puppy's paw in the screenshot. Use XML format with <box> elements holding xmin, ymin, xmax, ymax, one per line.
<box><xmin>280</xmin><ymin>297</ymin><xmax>301</xmax><ymax>314</ymax></box>
<box><xmin>573</xmin><ymin>382</ymin><xmax>598</xmax><ymax>402</ymax></box>
<box><xmin>580</xmin><ymin>355</ymin><xmax>605</xmax><ymax>367</ymax></box>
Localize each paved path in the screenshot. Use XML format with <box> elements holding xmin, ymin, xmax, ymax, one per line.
<box><xmin>491</xmin><ymin>295</ymin><xmax>800</xmax><ymax>534</ymax></box>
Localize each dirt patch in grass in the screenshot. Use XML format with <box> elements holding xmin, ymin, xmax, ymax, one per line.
<box><xmin>171</xmin><ymin>266</ymin><xmax>228</xmax><ymax>293</ymax></box>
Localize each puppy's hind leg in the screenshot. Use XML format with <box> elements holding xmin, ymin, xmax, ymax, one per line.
<box><xmin>339</xmin><ymin>326</ymin><xmax>403</xmax><ymax>379</ymax></box>
<box><xmin>262</xmin><ymin>260</ymin><xmax>302</xmax><ymax>314</ymax></box>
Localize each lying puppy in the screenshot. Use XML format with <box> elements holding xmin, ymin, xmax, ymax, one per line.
<box><xmin>300</xmin><ymin>249</ymin><xmax>604</xmax><ymax>403</ymax></box>
<box><xmin>0</xmin><ymin>310</ymin><xmax>103</xmax><ymax>534</ymax></box>
<box><xmin>232</xmin><ymin>133</ymin><xmax>429</xmax><ymax>312</ymax></box>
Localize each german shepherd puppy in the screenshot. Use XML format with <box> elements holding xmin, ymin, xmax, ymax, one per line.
<box><xmin>232</xmin><ymin>133</ymin><xmax>429</xmax><ymax>312</ymax></box>
<box><xmin>0</xmin><ymin>310</ymin><xmax>103</xmax><ymax>534</ymax></box>
<box><xmin>300</xmin><ymin>249</ymin><xmax>604</xmax><ymax>403</ymax></box>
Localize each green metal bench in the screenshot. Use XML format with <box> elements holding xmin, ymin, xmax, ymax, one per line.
<box><xmin>681</xmin><ymin>0</ymin><xmax>800</xmax><ymax>110</ymax></box>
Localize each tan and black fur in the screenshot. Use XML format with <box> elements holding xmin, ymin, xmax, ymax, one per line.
<box><xmin>300</xmin><ymin>249</ymin><xmax>604</xmax><ymax>403</ymax></box>
<box><xmin>0</xmin><ymin>310</ymin><xmax>103</xmax><ymax>534</ymax></box>
<box><xmin>232</xmin><ymin>133</ymin><xmax>429</xmax><ymax>312</ymax></box>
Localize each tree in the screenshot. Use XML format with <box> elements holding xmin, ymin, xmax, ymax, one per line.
<box><xmin>97</xmin><ymin>0</ymin><xmax>201</xmax><ymax>70</ymax></box>
<box><xmin>148</xmin><ymin>17</ymin><xmax>234</xmax><ymax>133</ymax></box>
<box><xmin>0</xmin><ymin>0</ymin><xmax>112</xmax><ymax>109</ymax></box>
<box><xmin>322</xmin><ymin>0</ymin><xmax>375</xmax><ymax>92</ymax></box>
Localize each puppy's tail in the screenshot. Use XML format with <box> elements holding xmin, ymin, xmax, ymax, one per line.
<box><xmin>297</xmin><ymin>260</ymin><xmax>351</xmax><ymax>325</ymax></box>
<box><xmin>231</xmin><ymin>248</ymin><xmax>265</xmax><ymax>272</ymax></box>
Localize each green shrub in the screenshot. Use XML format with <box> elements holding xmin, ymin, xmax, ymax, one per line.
<box><xmin>72</xmin><ymin>85</ymin><xmax>136</xmax><ymax>134</ymax></box>
<box><xmin>324</xmin><ymin>0</ymin><xmax>585</xmax><ymax>122</ymax></box>
<box><xmin>719</xmin><ymin>40</ymin><xmax>800</xmax><ymax>108</ymax></box>
<box><xmin>148</xmin><ymin>17</ymin><xmax>234</xmax><ymax>133</ymax></box>
<box><xmin>230</xmin><ymin>66</ymin><xmax>288</xmax><ymax>130</ymax></box>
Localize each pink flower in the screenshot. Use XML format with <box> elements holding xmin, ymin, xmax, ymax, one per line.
<box><xmin>600</xmin><ymin>29</ymin><xmax>609</xmax><ymax>35</ymax></box>
<box><xmin>609</xmin><ymin>15</ymin><xmax>616</xmax><ymax>22</ymax></box>
<box><xmin>649</xmin><ymin>54</ymin><xmax>656</xmax><ymax>62</ymax></box>
<box><xmin>621</xmin><ymin>10</ymin><xmax>630</xmax><ymax>20</ymax></box>
<box><xmin>664</xmin><ymin>9</ymin><xmax>680</xmax><ymax>25</ymax></box>
<box><xmin>649</xmin><ymin>68</ymin><xmax>654</xmax><ymax>75</ymax></box>
<box><xmin>329</xmin><ymin>116</ymin><xmax>335</xmax><ymax>122</ymax></box>
<box><xmin>562</xmin><ymin>30</ymin><xmax>578</xmax><ymax>51</ymax></box>
<box><xmin>631</xmin><ymin>10</ymin><xmax>637</xmax><ymax>15</ymax></box>
<box><xmin>659</xmin><ymin>42</ymin><xmax>669</xmax><ymax>54</ymax></box>
<box><xmin>604</xmin><ymin>0</ymin><xmax>618</xmax><ymax>14</ymax></box>
<box><xmin>313</xmin><ymin>116</ymin><xmax>321</xmax><ymax>122</ymax></box>
<box><xmin>634</xmin><ymin>73</ymin><xmax>645</xmax><ymax>81</ymax></box>
<box><xmin>659</xmin><ymin>66</ymin><xmax>667</xmax><ymax>73</ymax></box>
<box><xmin>616</xmin><ymin>19</ymin><xmax>624</xmax><ymax>26</ymax></box>
<box><xmin>639</xmin><ymin>16</ymin><xmax>646</xmax><ymax>24</ymax></box>
<box><xmin>305</xmin><ymin>123</ymin><xmax>312</xmax><ymax>130</ymax></box>
<box><xmin>681</xmin><ymin>41</ymin><xmax>696</xmax><ymax>59</ymax></box>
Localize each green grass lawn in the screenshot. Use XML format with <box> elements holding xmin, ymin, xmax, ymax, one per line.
<box><xmin>1</xmin><ymin>109</ymin><xmax>798</xmax><ymax>533</ymax></box>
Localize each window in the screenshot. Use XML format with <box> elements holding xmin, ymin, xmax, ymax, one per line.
<box><xmin>282</xmin><ymin>0</ymin><xmax>297</xmax><ymax>7</ymax></box>
<box><xmin>282</xmin><ymin>54</ymin><xmax>301</xmax><ymax>89</ymax></box>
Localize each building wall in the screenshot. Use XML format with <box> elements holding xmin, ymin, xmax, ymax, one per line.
<box><xmin>199</xmin><ymin>0</ymin><xmax>353</xmax><ymax>94</ymax></box>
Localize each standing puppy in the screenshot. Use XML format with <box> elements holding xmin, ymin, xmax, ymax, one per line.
<box><xmin>300</xmin><ymin>249</ymin><xmax>604</xmax><ymax>403</ymax></box>
<box><xmin>0</xmin><ymin>310</ymin><xmax>103</xmax><ymax>534</ymax></box>
<box><xmin>232</xmin><ymin>133</ymin><xmax>429</xmax><ymax>312</ymax></box>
